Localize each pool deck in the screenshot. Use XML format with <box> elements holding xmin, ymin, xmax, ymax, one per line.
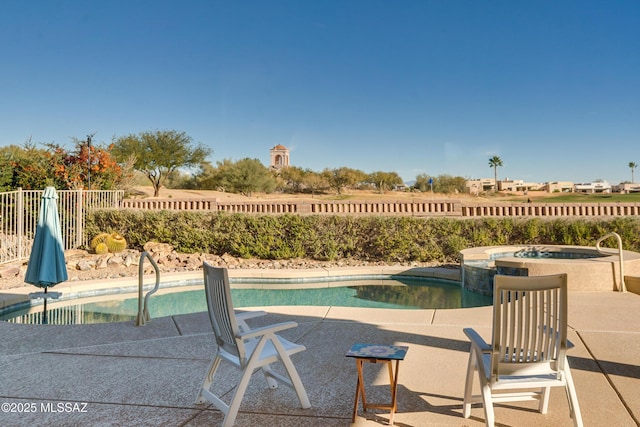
<box><xmin>0</xmin><ymin>267</ymin><xmax>639</xmax><ymax>426</ymax></box>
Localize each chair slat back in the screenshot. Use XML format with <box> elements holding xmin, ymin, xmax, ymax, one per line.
<box><xmin>203</xmin><ymin>263</ymin><xmax>244</xmax><ymax>360</ymax></box>
<box><xmin>491</xmin><ymin>274</ymin><xmax>568</xmax><ymax>381</ymax></box>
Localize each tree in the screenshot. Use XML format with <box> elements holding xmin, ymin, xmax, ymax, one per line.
<box><xmin>214</xmin><ymin>158</ymin><xmax>276</xmax><ymax>196</ymax></box>
<box><xmin>367</xmin><ymin>171</ymin><xmax>403</xmax><ymax>193</ymax></box>
<box><xmin>280</xmin><ymin>166</ymin><xmax>307</xmax><ymax>193</ymax></box>
<box><xmin>629</xmin><ymin>162</ymin><xmax>637</xmax><ymax>183</ymax></box>
<box><xmin>322</xmin><ymin>167</ymin><xmax>367</xmax><ymax>194</ymax></box>
<box><xmin>413</xmin><ymin>174</ymin><xmax>433</xmax><ymax>192</ymax></box>
<box><xmin>5</xmin><ymin>142</ymin><xmax>55</xmax><ymax>190</ymax></box>
<box><xmin>182</xmin><ymin>161</ymin><xmax>217</xmax><ymax>190</ymax></box>
<box><xmin>488</xmin><ymin>156</ymin><xmax>503</xmax><ymax>192</ymax></box>
<box><xmin>0</xmin><ymin>139</ymin><xmax>122</xmax><ymax>191</ymax></box>
<box><xmin>112</xmin><ymin>130</ymin><xmax>210</xmax><ymax>196</ymax></box>
<box><xmin>0</xmin><ymin>145</ymin><xmax>24</xmax><ymax>191</ymax></box>
<box><xmin>302</xmin><ymin>170</ymin><xmax>329</xmax><ymax>196</ymax></box>
<box><xmin>413</xmin><ymin>174</ymin><xmax>465</xmax><ymax>194</ymax></box>
<box><xmin>433</xmin><ymin>174</ymin><xmax>466</xmax><ymax>194</ymax></box>
<box><xmin>63</xmin><ymin>138</ymin><xmax>123</xmax><ymax>190</ymax></box>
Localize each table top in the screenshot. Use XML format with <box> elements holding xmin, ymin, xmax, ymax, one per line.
<box><xmin>345</xmin><ymin>343</ymin><xmax>408</xmax><ymax>360</ymax></box>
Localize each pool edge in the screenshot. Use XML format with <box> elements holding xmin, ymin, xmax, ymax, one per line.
<box><xmin>0</xmin><ymin>266</ymin><xmax>461</xmax><ymax>312</ymax></box>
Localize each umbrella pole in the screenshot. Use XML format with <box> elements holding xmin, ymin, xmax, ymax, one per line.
<box><xmin>43</xmin><ymin>288</ymin><xmax>48</xmax><ymax>325</ymax></box>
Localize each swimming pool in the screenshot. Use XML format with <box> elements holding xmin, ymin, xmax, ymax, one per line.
<box><xmin>1</xmin><ymin>276</ymin><xmax>490</xmax><ymax>325</ymax></box>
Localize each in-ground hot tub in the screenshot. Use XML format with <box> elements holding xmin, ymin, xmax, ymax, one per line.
<box><xmin>460</xmin><ymin>245</ymin><xmax>640</xmax><ymax>295</ymax></box>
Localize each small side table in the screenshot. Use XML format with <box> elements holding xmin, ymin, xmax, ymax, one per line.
<box><xmin>346</xmin><ymin>343</ymin><xmax>408</xmax><ymax>425</ymax></box>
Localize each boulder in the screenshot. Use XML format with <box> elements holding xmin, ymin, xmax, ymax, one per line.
<box><xmin>0</xmin><ymin>266</ymin><xmax>20</xmax><ymax>279</ymax></box>
<box><xmin>75</xmin><ymin>260</ymin><xmax>93</xmax><ymax>271</ymax></box>
<box><xmin>143</xmin><ymin>242</ymin><xmax>174</xmax><ymax>258</ymax></box>
<box><xmin>123</xmin><ymin>254</ymin><xmax>137</xmax><ymax>267</ymax></box>
<box><xmin>95</xmin><ymin>256</ymin><xmax>109</xmax><ymax>270</ymax></box>
<box><xmin>107</xmin><ymin>255</ymin><xmax>124</xmax><ymax>265</ymax></box>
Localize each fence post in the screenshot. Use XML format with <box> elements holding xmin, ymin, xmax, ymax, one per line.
<box><xmin>17</xmin><ymin>188</ymin><xmax>24</xmax><ymax>261</ymax></box>
<box><xmin>76</xmin><ymin>189</ymin><xmax>84</xmax><ymax>249</ymax></box>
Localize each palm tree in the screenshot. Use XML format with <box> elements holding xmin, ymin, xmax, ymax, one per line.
<box><xmin>629</xmin><ymin>162</ymin><xmax>637</xmax><ymax>183</ymax></box>
<box><xmin>488</xmin><ymin>156</ymin><xmax>503</xmax><ymax>192</ymax></box>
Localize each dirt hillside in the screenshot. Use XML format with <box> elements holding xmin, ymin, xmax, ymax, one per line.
<box><xmin>131</xmin><ymin>186</ymin><xmax>549</xmax><ymax>203</ymax></box>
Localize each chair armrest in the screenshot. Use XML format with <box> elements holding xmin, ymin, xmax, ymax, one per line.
<box><xmin>235</xmin><ymin>311</ymin><xmax>268</xmax><ymax>333</ymax></box>
<box><xmin>238</xmin><ymin>321</ymin><xmax>299</xmax><ymax>340</ymax></box>
<box><xmin>463</xmin><ymin>328</ymin><xmax>491</xmax><ymax>353</ymax></box>
<box><xmin>236</xmin><ymin>310</ymin><xmax>267</xmax><ymax>321</ymax></box>
<box><xmin>541</xmin><ymin>325</ymin><xmax>575</xmax><ymax>349</ymax></box>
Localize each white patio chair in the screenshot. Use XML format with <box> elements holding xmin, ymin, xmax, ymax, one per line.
<box><xmin>195</xmin><ymin>263</ymin><xmax>311</xmax><ymax>427</ymax></box>
<box><xmin>462</xmin><ymin>273</ymin><xmax>583</xmax><ymax>427</ymax></box>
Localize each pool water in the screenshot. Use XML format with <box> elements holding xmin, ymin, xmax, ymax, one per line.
<box><xmin>2</xmin><ymin>277</ymin><xmax>491</xmax><ymax>325</ymax></box>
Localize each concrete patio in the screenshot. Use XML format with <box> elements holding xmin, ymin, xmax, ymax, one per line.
<box><xmin>0</xmin><ymin>269</ymin><xmax>639</xmax><ymax>426</ymax></box>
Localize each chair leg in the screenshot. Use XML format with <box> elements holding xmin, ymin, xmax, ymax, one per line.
<box><xmin>260</xmin><ymin>365</ymin><xmax>280</xmax><ymax>389</ymax></box>
<box><xmin>271</xmin><ymin>337</ymin><xmax>311</xmax><ymax>408</ymax></box>
<box><xmin>480</xmin><ymin>382</ymin><xmax>495</xmax><ymax>427</ymax></box>
<box><xmin>222</xmin><ymin>365</ymin><xmax>255</xmax><ymax>427</ymax></box>
<box><xmin>463</xmin><ymin>348</ymin><xmax>477</xmax><ymax>418</ymax></box>
<box><xmin>539</xmin><ymin>386</ymin><xmax>551</xmax><ymax>413</ymax></box>
<box><xmin>470</xmin><ymin>349</ymin><xmax>495</xmax><ymax>427</ymax></box>
<box><xmin>221</xmin><ymin>335</ymin><xmax>275</xmax><ymax>426</ymax></box>
<box><xmin>195</xmin><ymin>353</ymin><xmax>222</xmax><ymax>404</ymax></box>
<box><xmin>563</xmin><ymin>360</ymin><xmax>583</xmax><ymax>427</ymax></box>
<box><xmin>281</xmin><ymin>352</ymin><xmax>311</xmax><ymax>408</ymax></box>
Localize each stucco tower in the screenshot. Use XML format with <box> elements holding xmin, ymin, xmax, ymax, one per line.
<box><xmin>269</xmin><ymin>144</ymin><xmax>290</xmax><ymax>169</ymax></box>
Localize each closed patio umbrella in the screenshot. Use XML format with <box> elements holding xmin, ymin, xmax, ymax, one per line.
<box><xmin>25</xmin><ymin>187</ymin><xmax>68</xmax><ymax>323</ymax></box>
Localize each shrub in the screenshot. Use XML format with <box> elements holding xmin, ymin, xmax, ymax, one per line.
<box><xmin>85</xmin><ymin>210</ymin><xmax>640</xmax><ymax>263</ymax></box>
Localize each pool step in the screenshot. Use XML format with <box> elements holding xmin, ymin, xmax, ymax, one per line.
<box><xmin>624</xmin><ymin>276</ymin><xmax>640</xmax><ymax>296</ymax></box>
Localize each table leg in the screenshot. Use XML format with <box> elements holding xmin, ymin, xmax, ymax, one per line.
<box><xmin>352</xmin><ymin>370</ymin><xmax>360</xmax><ymax>422</ymax></box>
<box><xmin>353</xmin><ymin>359</ymin><xmax>367</xmax><ymax>422</ymax></box>
<box><xmin>389</xmin><ymin>360</ymin><xmax>400</xmax><ymax>425</ymax></box>
<box><xmin>352</xmin><ymin>357</ymin><xmax>401</xmax><ymax>425</ymax></box>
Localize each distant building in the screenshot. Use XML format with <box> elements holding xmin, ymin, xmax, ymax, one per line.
<box><xmin>466</xmin><ymin>178</ymin><xmax>496</xmax><ymax>194</ymax></box>
<box><xmin>463</xmin><ymin>176</ymin><xmax>640</xmax><ymax>194</ymax></box>
<box><xmin>574</xmin><ymin>180</ymin><xmax>611</xmax><ymax>194</ymax></box>
<box><xmin>613</xmin><ymin>183</ymin><xmax>640</xmax><ymax>193</ymax></box>
<box><xmin>543</xmin><ymin>181</ymin><xmax>574</xmax><ymax>193</ymax></box>
<box><xmin>498</xmin><ymin>179</ymin><xmax>542</xmax><ymax>192</ymax></box>
<box><xmin>269</xmin><ymin>144</ymin><xmax>290</xmax><ymax>169</ymax></box>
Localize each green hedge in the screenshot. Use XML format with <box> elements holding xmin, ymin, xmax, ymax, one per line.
<box><xmin>86</xmin><ymin>210</ymin><xmax>640</xmax><ymax>263</ymax></box>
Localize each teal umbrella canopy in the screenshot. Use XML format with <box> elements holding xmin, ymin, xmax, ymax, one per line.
<box><xmin>25</xmin><ymin>187</ymin><xmax>68</xmax><ymax>288</ymax></box>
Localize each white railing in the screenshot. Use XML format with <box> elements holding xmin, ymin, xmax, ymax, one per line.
<box><xmin>596</xmin><ymin>232</ymin><xmax>626</xmax><ymax>292</ymax></box>
<box><xmin>0</xmin><ymin>188</ymin><xmax>124</xmax><ymax>265</ymax></box>
<box><xmin>136</xmin><ymin>251</ymin><xmax>160</xmax><ymax>326</ymax></box>
<box><xmin>5</xmin><ymin>303</ymin><xmax>86</xmax><ymax>325</ymax></box>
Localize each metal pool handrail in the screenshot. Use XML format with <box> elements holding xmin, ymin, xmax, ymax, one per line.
<box><xmin>136</xmin><ymin>251</ymin><xmax>160</xmax><ymax>326</ymax></box>
<box><xmin>596</xmin><ymin>232</ymin><xmax>626</xmax><ymax>292</ymax></box>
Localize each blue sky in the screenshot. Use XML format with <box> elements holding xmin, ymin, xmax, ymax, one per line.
<box><xmin>1</xmin><ymin>1</ymin><xmax>638</xmax><ymax>184</ymax></box>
